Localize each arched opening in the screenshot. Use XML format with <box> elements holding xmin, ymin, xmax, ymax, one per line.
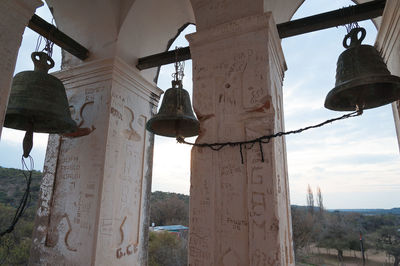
<box><xmin>148</xmin><ymin>25</ymin><xmax>196</xmax><ymax>264</ymax></box>
<box><xmin>282</xmin><ymin>0</ymin><xmax>400</xmax><ymax>262</ymax></box>
<box><xmin>282</xmin><ymin>0</ymin><xmax>398</xmax><ymax>210</ymax></box>
<box><xmin>0</xmin><ymin>4</ymin><xmax>60</xmax><ymax>169</ymax></box>
<box><xmin>151</xmin><ymin>24</ymin><xmax>196</xmax><ymax>195</ymax></box>
<box><xmin>1</xmin><ymin>0</ymin><xmax>398</xmax><ymax>264</ymax></box>
<box><xmin>0</xmin><ymin>3</ymin><xmax>60</xmax><ymax>264</ymax></box>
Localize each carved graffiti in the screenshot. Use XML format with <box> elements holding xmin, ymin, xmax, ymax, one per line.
<box><xmin>253</xmin><ymin>249</ymin><xmax>267</xmax><ymax>266</ymax></box>
<box><xmin>63</xmin><ymin>214</ymin><xmax>77</xmax><ymax>252</ymax></box>
<box><xmin>251</xmin><ymin>219</ymin><xmax>266</xmax><ymax>240</ymax></box>
<box><xmin>45</xmin><ymin>213</ymin><xmax>77</xmax><ymax>252</ymax></box>
<box><xmin>64</xmin><ymin>101</ymin><xmax>96</xmax><ymax>138</ymax></box>
<box><xmin>119</xmin><ymin>216</ymin><xmax>127</xmax><ymax>245</ymax></box>
<box><xmin>226</xmin><ymin>217</ymin><xmax>248</xmax><ymax>231</ymax></box>
<box><xmin>111</xmin><ymin>107</ymin><xmax>123</xmax><ymax>121</ymax></box>
<box><xmin>221</xmin><ymin>248</ymin><xmax>241</xmax><ymax>266</ymax></box>
<box><xmin>115</xmin><ymin>215</ymin><xmax>137</xmax><ymax>259</ymax></box>
<box><xmin>251</xmin><ymin>192</ymin><xmax>265</xmax><ymax>213</ymax></box>
<box><xmin>116</xmin><ymin>244</ymin><xmax>137</xmax><ymax>259</ymax></box>
<box><xmin>122</xmin><ymin>106</ymin><xmax>140</xmax><ymax>141</ymax></box>
<box><xmin>100</xmin><ymin>218</ymin><xmax>113</xmax><ymax>236</ymax></box>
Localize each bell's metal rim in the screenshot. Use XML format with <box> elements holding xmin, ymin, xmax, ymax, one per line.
<box><xmin>4</xmin><ymin>110</ymin><xmax>78</xmax><ymax>133</ymax></box>
<box><xmin>146</xmin><ymin>116</ymin><xmax>200</xmax><ymax>138</ymax></box>
<box><xmin>325</xmin><ymin>74</ymin><xmax>400</xmax><ymax>111</ymax></box>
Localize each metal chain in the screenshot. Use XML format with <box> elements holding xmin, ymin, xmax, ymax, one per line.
<box><xmin>34</xmin><ymin>18</ymin><xmax>55</xmax><ymax>57</ymax></box>
<box><xmin>172</xmin><ymin>47</ymin><xmax>185</xmax><ymax>83</ymax></box>
<box><xmin>345</xmin><ymin>21</ymin><xmax>360</xmax><ymax>33</ymax></box>
<box><xmin>43</xmin><ymin>38</ymin><xmax>54</xmax><ymax>57</ymax></box>
<box><xmin>339</xmin><ymin>4</ymin><xmax>360</xmax><ymax>33</ymax></box>
<box><xmin>177</xmin><ymin>109</ymin><xmax>363</xmax><ymax>164</ymax></box>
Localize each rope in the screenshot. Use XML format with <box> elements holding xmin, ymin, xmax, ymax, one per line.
<box><xmin>177</xmin><ymin>109</ymin><xmax>363</xmax><ymax>163</ymax></box>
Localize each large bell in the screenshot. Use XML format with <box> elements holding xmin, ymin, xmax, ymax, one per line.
<box><xmin>325</xmin><ymin>27</ymin><xmax>400</xmax><ymax>111</ymax></box>
<box><xmin>146</xmin><ymin>80</ymin><xmax>199</xmax><ymax>137</ymax></box>
<box><xmin>4</xmin><ymin>52</ymin><xmax>77</xmax><ymax>133</ymax></box>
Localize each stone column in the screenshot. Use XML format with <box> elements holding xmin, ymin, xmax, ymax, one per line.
<box><xmin>29</xmin><ymin>57</ymin><xmax>162</xmax><ymax>265</ymax></box>
<box><xmin>187</xmin><ymin>12</ymin><xmax>294</xmax><ymax>266</ymax></box>
<box><xmin>376</xmin><ymin>0</ymin><xmax>400</xmax><ymax>152</ymax></box>
<box><xmin>0</xmin><ymin>0</ymin><xmax>42</xmax><ymax>138</ymax></box>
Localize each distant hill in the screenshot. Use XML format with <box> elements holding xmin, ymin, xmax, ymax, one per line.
<box><xmin>0</xmin><ymin>165</ymin><xmax>190</xmax><ymax>210</ymax></box>
<box><xmin>150</xmin><ymin>191</ymin><xmax>189</xmax><ymax>226</ymax></box>
<box><xmin>0</xmin><ymin>166</ymin><xmax>42</xmax><ymax>208</ymax></box>
<box><xmin>330</xmin><ymin>208</ymin><xmax>400</xmax><ymax>215</ymax></box>
<box><xmin>0</xmin><ymin>165</ymin><xmax>396</xmax><ymax>218</ymax></box>
<box><xmin>151</xmin><ymin>190</ymin><xmax>189</xmax><ymax>205</ymax></box>
<box><xmin>291</xmin><ymin>204</ymin><xmax>400</xmax><ymax>216</ymax></box>
<box><xmin>0</xmin><ymin>166</ymin><xmax>191</xmax><ymax>226</ymax></box>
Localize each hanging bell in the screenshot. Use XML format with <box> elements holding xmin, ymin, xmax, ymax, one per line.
<box><xmin>4</xmin><ymin>52</ymin><xmax>77</xmax><ymax>133</ymax></box>
<box><xmin>325</xmin><ymin>27</ymin><xmax>400</xmax><ymax>111</ymax></box>
<box><xmin>146</xmin><ymin>80</ymin><xmax>199</xmax><ymax>138</ymax></box>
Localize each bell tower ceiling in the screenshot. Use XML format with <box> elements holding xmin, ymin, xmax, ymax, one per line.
<box><xmin>44</xmin><ymin>0</ymin><xmax>380</xmax><ymax>83</ymax></box>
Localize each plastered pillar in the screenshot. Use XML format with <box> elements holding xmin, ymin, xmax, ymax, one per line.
<box><xmin>0</xmin><ymin>0</ymin><xmax>42</xmax><ymax>138</ymax></box>
<box><xmin>187</xmin><ymin>12</ymin><xmax>294</xmax><ymax>265</ymax></box>
<box><xmin>376</xmin><ymin>0</ymin><xmax>400</xmax><ymax>152</ymax></box>
<box><xmin>29</xmin><ymin>57</ymin><xmax>162</xmax><ymax>265</ymax></box>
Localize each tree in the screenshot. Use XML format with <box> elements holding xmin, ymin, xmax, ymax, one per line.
<box><xmin>0</xmin><ymin>204</ymin><xmax>34</xmax><ymax>265</ymax></box>
<box><xmin>361</xmin><ymin>214</ymin><xmax>400</xmax><ymax>232</ymax></box>
<box><xmin>0</xmin><ymin>166</ymin><xmax>42</xmax><ymax>265</ymax></box>
<box><xmin>306</xmin><ymin>185</ymin><xmax>314</xmax><ymax>214</ymax></box>
<box><xmin>150</xmin><ymin>195</ymin><xmax>189</xmax><ymax>226</ymax></box>
<box><xmin>316</xmin><ymin>186</ymin><xmax>324</xmax><ymax>215</ymax></box>
<box><xmin>375</xmin><ymin>226</ymin><xmax>400</xmax><ymax>266</ymax></box>
<box><xmin>317</xmin><ymin>212</ymin><xmax>358</xmax><ymax>262</ymax></box>
<box><xmin>291</xmin><ymin>206</ymin><xmax>315</xmax><ymax>255</ymax></box>
<box><xmin>148</xmin><ymin>231</ymin><xmax>187</xmax><ymax>266</ymax></box>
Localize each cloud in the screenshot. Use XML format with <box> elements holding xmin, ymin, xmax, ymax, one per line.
<box><xmin>1</xmin><ymin>128</ymin><xmax>49</xmax><ymax>149</ymax></box>
<box><xmin>280</xmin><ymin>0</ymin><xmax>399</xmax><ymax>209</ymax></box>
<box><xmin>152</xmin><ymin>136</ymin><xmax>192</xmax><ymax>194</ymax></box>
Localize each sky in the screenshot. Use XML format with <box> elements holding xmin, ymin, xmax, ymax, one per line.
<box><xmin>0</xmin><ymin>0</ymin><xmax>399</xmax><ymax>210</ymax></box>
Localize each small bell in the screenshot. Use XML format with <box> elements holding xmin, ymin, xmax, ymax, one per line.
<box><xmin>147</xmin><ymin>48</ymin><xmax>199</xmax><ymax>138</ymax></box>
<box><xmin>4</xmin><ymin>52</ymin><xmax>77</xmax><ymax>157</ymax></box>
<box><xmin>325</xmin><ymin>27</ymin><xmax>400</xmax><ymax>111</ymax></box>
<box><xmin>146</xmin><ymin>80</ymin><xmax>199</xmax><ymax>138</ymax></box>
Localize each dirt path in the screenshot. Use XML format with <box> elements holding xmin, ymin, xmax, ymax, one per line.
<box><xmin>297</xmin><ymin>248</ymin><xmax>394</xmax><ymax>265</ymax></box>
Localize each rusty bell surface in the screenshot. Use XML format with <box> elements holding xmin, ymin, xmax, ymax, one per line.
<box><xmin>146</xmin><ymin>80</ymin><xmax>199</xmax><ymax>138</ymax></box>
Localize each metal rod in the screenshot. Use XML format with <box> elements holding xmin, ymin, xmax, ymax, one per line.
<box><xmin>137</xmin><ymin>0</ymin><xmax>386</xmax><ymax>70</ymax></box>
<box><xmin>138</xmin><ymin>47</ymin><xmax>191</xmax><ymax>71</ymax></box>
<box><xmin>28</xmin><ymin>14</ymin><xmax>89</xmax><ymax>60</ymax></box>
<box><xmin>277</xmin><ymin>0</ymin><xmax>386</xmax><ymax>38</ymax></box>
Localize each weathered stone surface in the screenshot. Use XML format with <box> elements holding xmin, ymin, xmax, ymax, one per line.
<box><xmin>0</xmin><ymin>0</ymin><xmax>42</xmax><ymax>138</ymax></box>
<box><xmin>29</xmin><ymin>57</ymin><xmax>162</xmax><ymax>265</ymax></box>
<box><xmin>376</xmin><ymin>0</ymin><xmax>400</xmax><ymax>153</ymax></box>
<box><xmin>187</xmin><ymin>12</ymin><xmax>294</xmax><ymax>266</ymax></box>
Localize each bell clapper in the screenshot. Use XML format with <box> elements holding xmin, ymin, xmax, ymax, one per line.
<box><xmin>22</xmin><ymin>121</ymin><xmax>34</xmax><ymax>158</ymax></box>
<box><xmin>355</xmin><ymin>104</ymin><xmax>364</xmax><ymax>116</ymax></box>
